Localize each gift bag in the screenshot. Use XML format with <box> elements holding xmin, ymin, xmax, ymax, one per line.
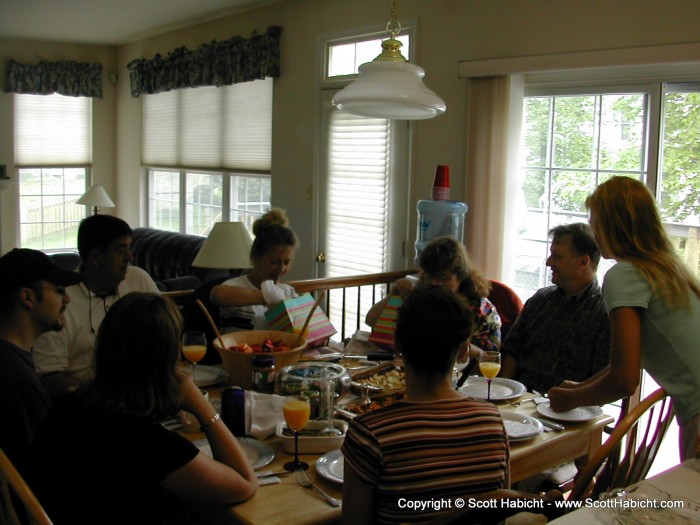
<box><xmin>264</xmin><ymin>293</ymin><xmax>337</xmax><ymax>347</ymax></box>
<box><xmin>368</xmin><ymin>295</ymin><xmax>403</xmax><ymax>350</ymax></box>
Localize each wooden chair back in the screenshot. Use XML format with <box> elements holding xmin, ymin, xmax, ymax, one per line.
<box><xmin>0</xmin><ymin>449</ymin><xmax>53</xmax><ymax>525</ymax></box>
<box><xmin>568</xmin><ymin>388</ymin><xmax>674</xmax><ymax>502</ymax></box>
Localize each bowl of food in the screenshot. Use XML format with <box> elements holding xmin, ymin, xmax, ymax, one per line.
<box><xmin>213</xmin><ymin>330</ymin><xmax>306</xmax><ymax>389</ymax></box>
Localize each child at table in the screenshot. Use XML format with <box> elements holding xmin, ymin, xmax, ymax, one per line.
<box><xmin>30</xmin><ymin>292</ymin><xmax>258</xmax><ymax>525</ymax></box>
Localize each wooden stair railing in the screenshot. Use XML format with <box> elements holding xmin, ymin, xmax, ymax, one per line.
<box><xmin>288</xmin><ymin>269</ymin><xmax>418</xmax><ymax>340</ymax></box>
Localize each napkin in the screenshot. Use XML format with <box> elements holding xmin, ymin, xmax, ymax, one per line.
<box><xmin>261</xmin><ymin>280</ymin><xmax>293</xmax><ymax>306</ymax></box>
<box><xmin>246</xmin><ymin>391</ymin><xmax>286</xmax><ymax>440</ymax></box>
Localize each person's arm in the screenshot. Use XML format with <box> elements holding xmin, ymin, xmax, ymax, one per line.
<box><xmin>161</xmin><ymin>375</ymin><xmax>258</xmax><ymax>504</ymax></box>
<box><xmin>341</xmin><ymin>460</ymin><xmax>376</xmax><ymax>525</ymax></box>
<box><xmin>365</xmin><ymin>278</ymin><xmax>414</xmax><ymax>327</ymax></box>
<box><xmin>41</xmin><ymin>372</ymin><xmax>82</xmax><ymax>398</ymax></box>
<box><xmin>499</xmin><ymin>354</ymin><xmax>518</xmax><ymax>379</ymax></box>
<box><xmin>548</xmin><ymin>307</ymin><xmax>641</xmax><ymax>412</ymax></box>
<box><xmin>210</xmin><ymin>284</ymin><xmax>265</xmax><ymax>308</ymax></box>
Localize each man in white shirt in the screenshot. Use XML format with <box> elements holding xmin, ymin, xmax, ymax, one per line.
<box><xmin>33</xmin><ymin>215</ymin><xmax>160</xmax><ymax>398</ymax></box>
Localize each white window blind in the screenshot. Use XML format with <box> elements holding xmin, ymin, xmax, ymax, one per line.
<box><xmin>326</xmin><ymin>111</ymin><xmax>390</xmax><ymax>276</ymax></box>
<box><xmin>14</xmin><ymin>94</ymin><xmax>92</xmax><ymax>165</ymax></box>
<box><xmin>143</xmin><ymin>79</ymin><xmax>272</xmax><ymax>171</ymax></box>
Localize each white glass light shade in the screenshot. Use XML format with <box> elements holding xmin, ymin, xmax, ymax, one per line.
<box><xmin>76</xmin><ymin>185</ymin><xmax>115</xmax><ymax>208</ymax></box>
<box><xmin>332</xmin><ymin>61</ymin><xmax>446</xmax><ymax>120</ymax></box>
<box><xmin>192</xmin><ymin>222</ymin><xmax>253</xmax><ymax>269</ymax></box>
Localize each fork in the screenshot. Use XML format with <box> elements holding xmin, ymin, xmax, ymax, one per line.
<box><xmin>295</xmin><ymin>469</ymin><xmax>341</xmax><ymax>507</ymax></box>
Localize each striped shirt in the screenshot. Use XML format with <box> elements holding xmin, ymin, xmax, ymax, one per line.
<box><xmin>342</xmin><ymin>397</ymin><xmax>509</xmax><ymax>524</ymax></box>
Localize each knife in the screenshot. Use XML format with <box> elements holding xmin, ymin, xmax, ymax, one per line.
<box><xmin>456</xmin><ymin>358</ymin><xmax>479</xmax><ymax>389</ymax></box>
<box><xmin>343</xmin><ymin>353</ymin><xmax>396</xmax><ymax>361</ymax></box>
<box><xmin>534</xmin><ymin>417</ymin><xmax>565</xmax><ymax>432</ymax></box>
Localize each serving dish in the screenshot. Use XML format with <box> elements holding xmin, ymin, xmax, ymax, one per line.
<box><xmin>350</xmin><ymin>362</ymin><xmax>405</xmax><ymax>393</ymax></box>
<box><xmin>336</xmin><ymin>391</ymin><xmax>405</xmax><ymax>419</ymax></box>
<box><xmin>275</xmin><ymin>419</ymin><xmax>348</xmax><ymax>454</ymax></box>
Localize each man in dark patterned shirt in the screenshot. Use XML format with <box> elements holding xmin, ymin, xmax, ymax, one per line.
<box><xmin>500</xmin><ymin>223</ymin><xmax>611</xmax><ymax>394</ymax></box>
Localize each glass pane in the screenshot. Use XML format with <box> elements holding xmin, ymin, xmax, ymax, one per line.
<box><xmin>229</xmin><ymin>174</ymin><xmax>271</xmax><ymax>233</ymax></box>
<box><xmin>659</xmin><ymin>88</ymin><xmax>700</xmax><ymax>278</ymax></box>
<box><xmin>550</xmin><ymin>170</ymin><xmax>596</xmax><ymax>215</ymax></box>
<box><xmin>552</xmin><ymin>95</ymin><xmax>597</xmax><ymax>169</ymax></box>
<box><xmin>149</xmin><ymin>170</ymin><xmax>180</xmax><ymax>231</ymax></box>
<box><xmin>185</xmin><ymin>172</ymin><xmax>222</xmax><ymax>236</ymax></box>
<box><xmin>18</xmin><ymin>167</ymin><xmax>87</xmax><ymax>251</ymax></box>
<box><xmin>599</xmin><ymin>94</ymin><xmax>646</xmax><ymax>172</ymax></box>
<box><xmin>327</xmin><ymin>34</ymin><xmax>410</xmax><ymax>77</ymax></box>
<box><xmin>522</xmin><ymin>97</ymin><xmax>551</xmax><ymax>168</ymax></box>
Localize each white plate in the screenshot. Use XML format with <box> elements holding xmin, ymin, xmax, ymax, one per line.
<box><xmin>180</xmin><ymin>364</ymin><xmax>228</xmax><ymax>387</ymax></box>
<box><xmin>537</xmin><ymin>402</ymin><xmax>603</xmax><ymax>422</ymax></box>
<box><xmin>501</xmin><ymin>411</ymin><xmax>543</xmax><ymax>441</ymax></box>
<box><xmin>458</xmin><ymin>377</ymin><xmax>526</xmax><ymax>401</ymax></box>
<box><xmin>315</xmin><ymin>449</ymin><xmax>344</xmax><ymax>484</ymax></box>
<box><xmin>238</xmin><ymin>437</ymin><xmax>275</xmax><ymax>470</ymax></box>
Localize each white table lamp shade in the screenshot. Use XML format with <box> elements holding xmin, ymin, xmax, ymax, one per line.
<box><xmin>192</xmin><ymin>222</ymin><xmax>253</xmax><ymax>269</ymax></box>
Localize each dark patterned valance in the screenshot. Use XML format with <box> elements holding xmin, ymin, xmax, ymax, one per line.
<box><xmin>5</xmin><ymin>59</ymin><xmax>103</xmax><ymax>97</ymax></box>
<box><xmin>126</xmin><ymin>26</ymin><xmax>282</xmax><ymax>97</ymax></box>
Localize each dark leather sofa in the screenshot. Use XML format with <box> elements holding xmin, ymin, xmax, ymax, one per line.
<box><xmin>49</xmin><ymin>227</ymin><xmax>227</xmax><ymax>292</ymax></box>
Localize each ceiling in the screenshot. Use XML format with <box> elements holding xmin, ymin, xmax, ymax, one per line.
<box><xmin>0</xmin><ymin>0</ymin><xmax>279</xmax><ymax>45</ymax></box>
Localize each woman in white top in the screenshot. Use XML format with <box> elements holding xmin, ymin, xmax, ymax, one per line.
<box><xmin>549</xmin><ymin>176</ymin><xmax>700</xmax><ymax>461</ymax></box>
<box><xmin>210</xmin><ymin>208</ymin><xmax>298</xmax><ymax>330</ymax></box>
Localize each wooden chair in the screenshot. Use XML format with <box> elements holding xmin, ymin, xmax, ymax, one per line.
<box><xmin>0</xmin><ymin>449</ymin><xmax>53</xmax><ymax>525</ymax></box>
<box><xmin>567</xmin><ymin>388</ymin><xmax>674</xmax><ymax>503</ymax></box>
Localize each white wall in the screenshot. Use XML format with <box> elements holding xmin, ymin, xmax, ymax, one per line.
<box><xmin>3</xmin><ymin>0</ymin><xmax>700</xmax><ymax>278</ymax></box>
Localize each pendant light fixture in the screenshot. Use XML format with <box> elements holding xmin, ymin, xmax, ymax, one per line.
<box><xmin>332</xmin><ymin>0</ymin><xmax>446</xmax><ymax>120</ymax></box>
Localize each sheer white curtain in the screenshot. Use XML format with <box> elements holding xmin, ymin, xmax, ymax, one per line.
<box><xmin>462</xmin><ymin>75</ymin><xmax>523</xmax><ymax>281</ymax></box>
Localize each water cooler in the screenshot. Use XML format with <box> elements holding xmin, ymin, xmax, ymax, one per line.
<box><xmin>415</xmin><ymin>165</ymin><xmax>468</xmax><ymax>263</ymax></box>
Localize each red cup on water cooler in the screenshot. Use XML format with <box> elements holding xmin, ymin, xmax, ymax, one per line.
<box><xmin>432</xmin><ymin>165</ymin><xmax>450</xmax><ymax>201</ymax></box>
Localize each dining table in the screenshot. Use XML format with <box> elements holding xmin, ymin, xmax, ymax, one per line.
<box><xmin>182</xmin><ymin>364</ymin><xmax>613</xmax><ymax>525</ymax></box>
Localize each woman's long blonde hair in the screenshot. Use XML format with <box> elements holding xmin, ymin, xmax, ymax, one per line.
<box><xmin>586</xmin><ymin>176</ymin><xmax>700</xmax><ymax>307</ymax></box>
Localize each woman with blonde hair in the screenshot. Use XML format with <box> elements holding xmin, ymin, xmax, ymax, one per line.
<box><xmin>549</xmin><ymin>176</ymin><xmax>700</xmax><ymax>460</ymax></box>
<box><xmin>211</xmin><ymin>208</ymin><xmax>299</xmax><ymax>330</ymax></box>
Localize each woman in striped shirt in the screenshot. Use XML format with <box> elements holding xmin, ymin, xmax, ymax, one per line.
<box><xmin>342</xmin><ymin>286</ymin><xmax>509</xmax><ymax>524</ymax></box>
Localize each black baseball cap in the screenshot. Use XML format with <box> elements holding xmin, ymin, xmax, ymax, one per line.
<box><xmin>0</xmin><ymin>248</ymin><xmax>83</xmax><ymax>294</ymax></box>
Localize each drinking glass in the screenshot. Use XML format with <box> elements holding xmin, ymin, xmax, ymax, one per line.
<box><xmin>283</xmin><ymin>395</ymin><xmax>311</xmax><ymax>471</ymax></box>
<box><xmin>182</xmin><ymin>331</ymin><xmax>207</xmax><ymax>386</ymax></box>
<box><xmin>479</xmin><ymin>350</ymin><xmax>501</xmax><ymax>401</ymax></box>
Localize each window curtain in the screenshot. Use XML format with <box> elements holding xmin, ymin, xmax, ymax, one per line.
<box><xmin>463</xmin><ymin>75</ymin><xmax>524</xmax><ymax>281</ymax></box>
<box><xmin>5</xmin><ymin>59</ymin><xmax>102</xmax><ymax>97</ymax></box>
<box><xmin>127</xmin><ymin>26</ymin><xmax>281</xmax><ymax>97</ymax></box>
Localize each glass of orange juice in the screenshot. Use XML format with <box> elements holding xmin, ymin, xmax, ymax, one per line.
<box><xmin>283</xmin><ymin>395</ymin><xmax>311</xmax><ymax>471</ymax></box>
<box><xmin>182</xmin><ymin>331</ymin><xmax>207</xmax><ymax>386</ymax></box>
<box><xmin>479</xmin><ymin>350</ymin><xmax>501</xmax><ymax>402</ymax></box>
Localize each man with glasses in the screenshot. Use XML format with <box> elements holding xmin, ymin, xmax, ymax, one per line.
<box><xmin>33</xmin><ymin>215</ymin><xmax>160</xmax><ymax>399</ymax></box>
<box><xmin>0</xmin><ymin>248</ymin><xmax>82</xmax><ymax>475</ymax></box>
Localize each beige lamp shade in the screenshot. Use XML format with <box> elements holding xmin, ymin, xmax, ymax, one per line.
<box><xmin>192</xmin><ymin>222</ymin><xmax>253</xmax><ymax>269</ymax></box>
<box><xmin>76</xmin><ymin>185</ymin><xmax>115</xmax><ymax>214</ymax></box>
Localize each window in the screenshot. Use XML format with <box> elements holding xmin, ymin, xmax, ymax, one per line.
<box><xmin>144</xmin><ymin>79</ymin><xmax>272</xmax><ymax>235</ymax></box>
<box><xmin>513</xmin><ymin>82</ymin><xmax>700</xmax><ymax>299</ymax></box>
<box><xmin>319</xmin><ymin>31</ymin><xmax>411</xmax><ymax>333</ymax></box>
<box><xmin>14</xmin><ymin>94</ymin><xmax>91</xmax><ymax>251</ymax></box>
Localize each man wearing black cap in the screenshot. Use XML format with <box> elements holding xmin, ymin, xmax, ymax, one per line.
<box><xmin>33</xmin><ymin>215</ymin><xmax>160</xmax><ymax>398</ymax></box>
<box><xmin>0</xmin><ymin>248</ymin><xmax>82</xmax><ymax>475</ymax></box>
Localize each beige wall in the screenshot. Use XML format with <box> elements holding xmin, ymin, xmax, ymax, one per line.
<box><xmin>2</xmin><ymin>0</ymin><xmax>700</xmax><ymax>277</ymax></box>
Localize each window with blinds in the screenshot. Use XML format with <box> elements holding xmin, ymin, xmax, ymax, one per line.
<box><xmin>14</xmin><ymin>94</ymin><xmax>91</xmax><ymax>251</ymax></box>
<box><xmin>144</xmin><ymin>79</ymin><xmax>273</xmax><ymax>235</ymax></box>
<box><xmin>325</xmin><ymin>111</ymin><xmax>390</xmax><ymax>277</ymax></box>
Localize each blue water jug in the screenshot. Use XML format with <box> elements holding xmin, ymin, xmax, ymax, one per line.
<box><xmin>415</xmin><ymin>199</ymin><xmax>468</xmax><ymax>263</ymax></box>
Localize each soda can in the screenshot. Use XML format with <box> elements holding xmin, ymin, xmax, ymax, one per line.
<box><xmin>221</xmin><ymin>386</ymin><xmax>246</xmax><ymax>436</ymax></box>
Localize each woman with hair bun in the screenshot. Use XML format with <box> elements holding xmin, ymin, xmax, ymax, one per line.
<box><xmin>211</xmin><ymin>208</ymin><xmax>299</xmax><ymax>330</ymax></box>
